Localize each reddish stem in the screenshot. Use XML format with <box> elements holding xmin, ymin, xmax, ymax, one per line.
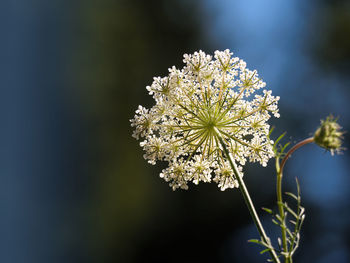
<box><xmin>280</xmin><ymin>137</ymin><xmax>314</xmax><ymax>174</ymax></box>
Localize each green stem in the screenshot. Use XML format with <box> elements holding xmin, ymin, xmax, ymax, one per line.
<box><xmin>276</xmin><ymin>158</ymin><xmax>288</xmax><ymax>262</ymax></box>
<box><xmin>276</xmin><ymin>137</ymin><xmax>314</xmax><ymax>263</ymax></box>
<box><xmin>217</xmin><ymin>132</ymin><xmax>280</xmax><ymax>263</ymax></box>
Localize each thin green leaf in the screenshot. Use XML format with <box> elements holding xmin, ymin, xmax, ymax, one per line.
<box><xmin>248</xmin><ymin>239</ymin><xmax>262</xmax><ymax>245</ymax></box>
<box><xmin>262</xmin><ymin>207</ymin><xmax>273</xmax><ymax>214</ymax></box>
<box><xmin>285</xmin><ymin>192</ymin><xmax>298</xmax><ymax>201</ymax></box>
<box><xmin>272</xmin><ymin>219</ymin><xmax>279</xmax><ymax>225</ymax></box>
<box><xmin>275</xmin><ymin>214</ymin><xmax>284</xmax><ymax>223</ymax></box>
<box><xmin>273</xmin><ymin>132</ymin><xmax>286</xmax><ymax>148</ymax></box>
<box><xmin>295</xmin><ymin>177</ymin><xmax>301</xmax><ymax>197</ymax></box>
<box><xmin>286</xmin><ymin>228</ymin><xmax>294</xmax><ymax>239</ymax></box>
<box><xmin>281</xmin><ymin>142</ymin><xmax>291</xmax><ymax>153</ymax></box>
<box><xmin>260</xmin><ymin>248</ymin><xmax>271</xmax><ymax>255</ymax></box>
<box><xmin>282</xmin><ymin>203</ymin><xmax>298</xmax><ymax>219</ymax></box>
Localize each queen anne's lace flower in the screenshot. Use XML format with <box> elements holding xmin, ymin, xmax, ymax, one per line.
<box><xmin>131</xmin><ymin>50</ymin><xmax>280</xmax><ymax>190</ymax></box>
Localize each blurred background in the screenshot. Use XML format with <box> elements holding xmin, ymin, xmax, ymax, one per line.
<box><xmin>1</xmin><ymin>0</ymin><xmax>350</xmax><ymax>262</ymax></box>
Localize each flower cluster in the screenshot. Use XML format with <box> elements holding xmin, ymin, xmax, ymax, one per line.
<box><xmin>131</xmin><ymin>50</ymin><xmax>280</xmax><ymax>190</ymax></box>
<box><xmin>314</xmin><ymin>115</ymin><xmax>344</xmax><ymax>155</ymax></box>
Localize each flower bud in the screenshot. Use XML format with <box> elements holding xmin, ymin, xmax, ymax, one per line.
<box><xmin>313</xmin><ymin>115</ymin><xmax>344</xmax><ymax>155</ymax></box>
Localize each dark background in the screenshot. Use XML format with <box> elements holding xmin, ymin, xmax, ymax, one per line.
<box><xmin>2</xmin><ymin>0</ymin><xmax>350</xmax><ymax>262</ymax></box>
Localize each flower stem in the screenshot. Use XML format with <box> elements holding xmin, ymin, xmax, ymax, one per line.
<box><xmin>217</xmin><ymin>134</ymin><xmax>280</xmax><ymax>263</ymax></box>
<box><xmin>280</xmin><ymin>137</ymin><xmax>314</xmax><ymax>175</ymax></box>
<box><xmin>276</xmin><ymin>137</ymin><xmax>313</xmax><ymax>263</ymax></box>
<box><xmin>276</xmin><ymin>157</ymin><xmax>288</xmax><ymax>262</ymax></box>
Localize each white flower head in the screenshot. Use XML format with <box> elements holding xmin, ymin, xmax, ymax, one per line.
<box><xmin>131</xmin><ymin>49</ymin><xmax>280</xmax><ymax>190</ymax></box>
<box><xmin>213</xmin><ymin>160</ymin><xmax>242</xmax><ymax>191</ymax></box>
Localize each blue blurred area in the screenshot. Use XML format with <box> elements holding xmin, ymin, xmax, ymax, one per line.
<box><xmin>1</xmin><ymin>1</ymin><xmax>88</xmax><ymax>262</ymax></box>
<box><xmin>1</xmin><ymin>0</ymin><xmax>349</xmax><ymax>262</ymax></box>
